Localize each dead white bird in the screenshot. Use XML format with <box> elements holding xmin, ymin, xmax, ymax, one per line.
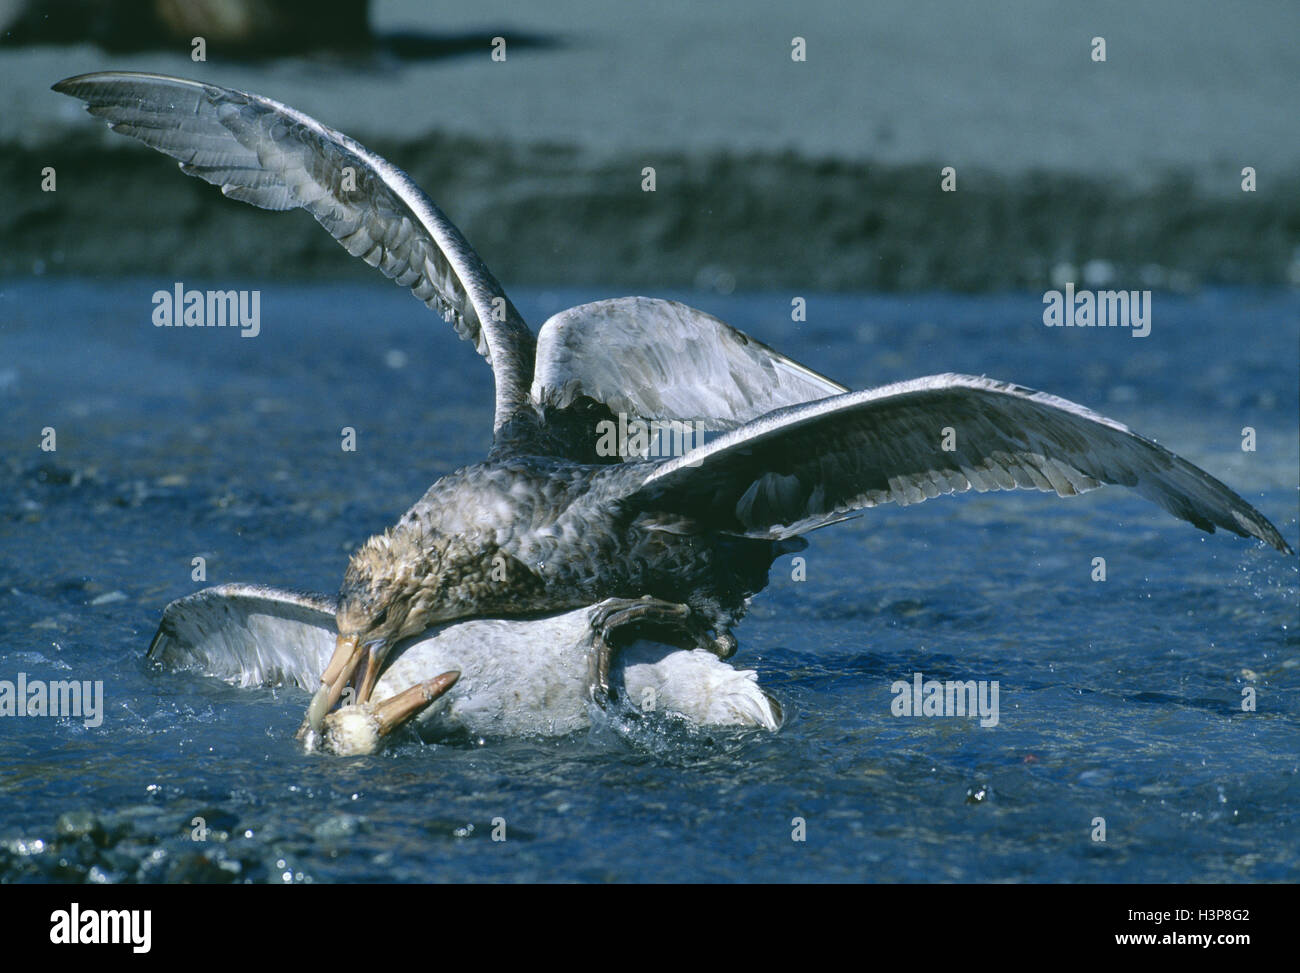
<box><xmin>148</xmin><ymin>584</ymin><xmax>782</xmax><ymax>755</ymax></box>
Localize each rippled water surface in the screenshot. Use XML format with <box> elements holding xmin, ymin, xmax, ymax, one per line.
<box><xmin>1</xmin><ymin>280</ymin><xmax>1296</xmax><ymax>882</ymax></box>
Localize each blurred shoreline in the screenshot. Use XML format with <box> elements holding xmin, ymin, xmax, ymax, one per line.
<box><xmin>3</xmin><ymin>0</ymin><xmax>1298</xmax><ymax>291</ymax></box>
<box><xmin>7</xmin><ymin>132</ymin><xmax>1299</xmax><ymax>292</ymax></box>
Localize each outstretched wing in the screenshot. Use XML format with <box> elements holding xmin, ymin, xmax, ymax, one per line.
<box><xmin>629</xmin><ymin>373</ymin><xmax>1292</xmax><ymax>551</ymax></box>
<box><xmin>148</xmin><ymin>583</ymin><xmax>339</xmax><ymax>690</ymax></box>
<box><xmin>53</xmin><ymin>71</ymin><xmax>535</xmax><ymax>433</ymax></box>
<box><xmin>532</xmin><ymin>297</ymin><xmax>846</xmax><ymax>429</ymax></box>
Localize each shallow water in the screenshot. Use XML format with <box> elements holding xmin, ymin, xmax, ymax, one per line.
<box><xmin>0</xmin><ymin>279</ymin><xmax>1296</xmax><ymax>882</ymax></box>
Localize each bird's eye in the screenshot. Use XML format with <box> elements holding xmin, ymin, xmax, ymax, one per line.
<box><xmin>371</xmin><ymin>606</ymin><xmax>388</xmax><ymax>627</ymax></box>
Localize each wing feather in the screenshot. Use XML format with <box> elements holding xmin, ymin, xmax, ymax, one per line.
<box><xmin>54</xmin><ymin>71</ymin><xmax>535</xmax><ymax>432</ymax></box>
<box><xmin>532</xmin><ymin>297</ymin><xmax>846</xmax><ymax>429</ymax></box>
<box><xmin>148</xmin><ymin>583</ymin><xmax>338</xmax><ymax>690</ymax></box>
<box><xmin>631</xmin><ymin>373</ymin><xmax>1292</xmax><ymax>552</ymax></box>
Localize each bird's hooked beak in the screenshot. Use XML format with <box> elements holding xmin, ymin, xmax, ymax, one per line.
<box><xmin>305</xmin><ymin>632</ymin><xmax>389</xmax><ymax>732</ymax></box>
<box><xmin>314</xmin><ymin>671</ymin><xmax>462</xmax><ymax>756</ymax></box>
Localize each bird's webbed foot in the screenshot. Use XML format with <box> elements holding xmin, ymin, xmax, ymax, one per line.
<box><xmin>587</xmin><ymin>596</ymin><xmax>737</xmax><ymax>702</ymax></box>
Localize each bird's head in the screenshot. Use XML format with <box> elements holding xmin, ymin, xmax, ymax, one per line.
<box><xmin>305</xmin><ymin>526</ymin><xmax>445</xmax><ymax>731</ymax></box>
<box><xmin>338</xmin><ymin>529</ymin><xmax>436</xmax><ymax>641</ymax></box>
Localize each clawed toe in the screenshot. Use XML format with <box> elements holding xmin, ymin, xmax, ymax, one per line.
<box><xmin>587</xmin><ymin>596</ymin><xmax>741</xmax><ymax>702</ymax></box>
<box><xmin>589</xmin><ymin>597</ymin><xmax>688</xmax><ymax>702</ymax></box>
<box><xmin>593</xmin><ymin>595</ymin><xmax>690</xmax><ymax>638</ymax></box>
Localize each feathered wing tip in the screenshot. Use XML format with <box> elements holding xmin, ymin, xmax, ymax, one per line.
<box><xmin>633</xmin><ymin>373</ymin><xmax>1293</xmax><ymax>553</ymax></box>
<box><xmin>530</xmin><ymin>298</ymin><xmax>848</xmax><ymax>461</ymax></box>
<box><xmin>51</xmin><ymin>71</ymin><xmax>536</xmax><ymax>433</ymax></box>
<box><xmin>148</xmin><ymin>583</ymin><xmax>338</xmax><ymax>690</ymax></box>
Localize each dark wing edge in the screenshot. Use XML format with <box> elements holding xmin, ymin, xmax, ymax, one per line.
<box><xmin>631</xmin><ymin>372</ymin><xmax>1293</xmax><ymax>553</ymax></box>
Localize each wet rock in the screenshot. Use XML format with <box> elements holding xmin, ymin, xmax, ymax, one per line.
<box><xmin>965</xmin><ymin>784</ymin><xmax>992</xmax><ymax>805</ymax></box>
<box><xmin>29</xmin><ymin>462</ymin><xmax>82</xmax><ymax>487</ymax></box>
<box><xmin>164</xmin><ymin>850</ymin><xmax>243</xmax><ymax>883</ymax></box>
<box><xmin>55</xmin><ymin>810</ymin><xmax>106</xmax><ymax>845</ymax></box>
<box><xmin>313</xmin><ymin>813</ymin><xmax>362</xmax><ymax>842</ymax></box>
<box><xmin>187</xmin><ymin>807</ymin><xmax>239</xmax><ymax>840</ymax></box>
